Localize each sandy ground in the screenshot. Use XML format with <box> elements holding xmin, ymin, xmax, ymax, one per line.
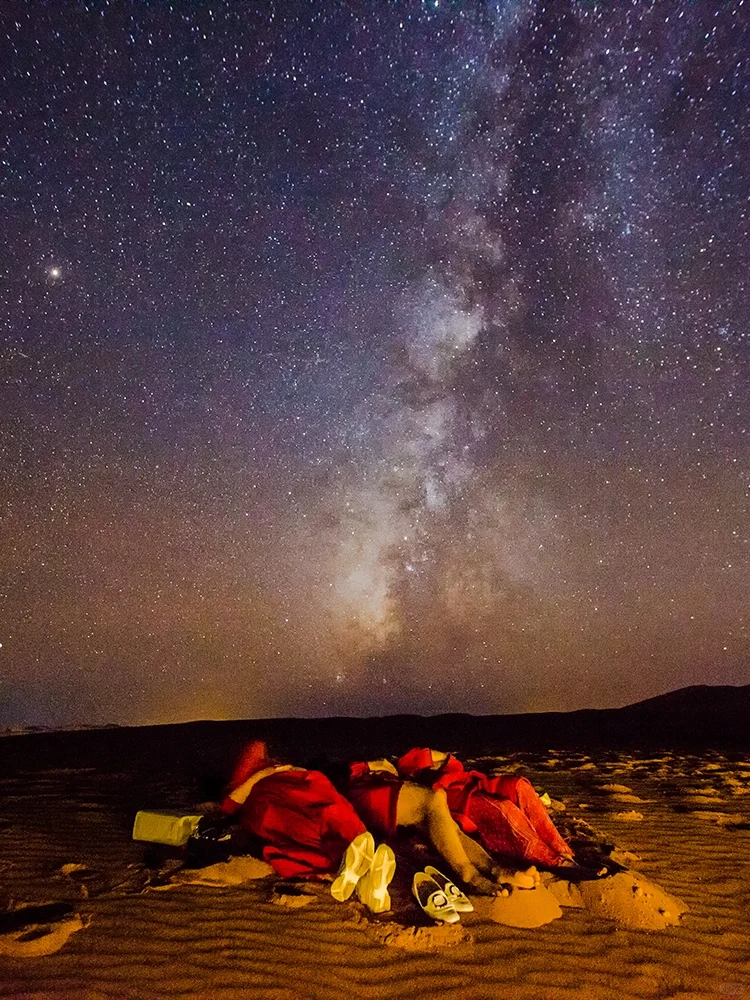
<box><xmin>1</xmin><ymin>730</ymin><xmax>749</xmax><ymax>1000</ymax></box>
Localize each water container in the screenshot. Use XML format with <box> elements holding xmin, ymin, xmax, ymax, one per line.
<box><xmin>132</xmin><ymin>810</ymin><xmax>203</xmax><ymax>846</ymax></box>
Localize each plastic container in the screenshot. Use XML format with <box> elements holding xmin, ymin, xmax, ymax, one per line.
<box><xmin>132</xmin><ymin>810</ymin><xmax>203</xmax><ymax>846</ymax></box>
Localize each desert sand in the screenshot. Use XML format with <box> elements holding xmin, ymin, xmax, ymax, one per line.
<box><xmin>1</xmin><ymin>715</ymin><xmax>749</xmax><ymax>999</ymax></box>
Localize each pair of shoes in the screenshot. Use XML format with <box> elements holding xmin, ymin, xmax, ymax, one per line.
<box><xmin>330</xmin><ymin>834</ymin><xmax>397</xmax><ymax>913</ymax></box>
<box><xmin>356</xmin><ymin>843</ymin><xmax>396</xmax><ymax>914</ymax></box>
<box><xmin>412</xmin><ymin>867</ymin><xmax>474</xmax><ymax>924</ymax></box>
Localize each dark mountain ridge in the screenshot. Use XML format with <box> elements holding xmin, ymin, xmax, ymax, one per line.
<box><xmin>1</xmin><ymin>683</ymin><xmax>748</xmax><ymax>778</ymax></box>
<box><xmin>618</xmin><ymin>683</ymin><xmax>750</xmax><ymax>714</ymax></box>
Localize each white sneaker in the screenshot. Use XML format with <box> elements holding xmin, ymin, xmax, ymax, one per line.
<box><xmin>330</xmin><ymin>831</ymin><xmax>374</xmax><ymax>902</ymax></box>
<box><xmin>356</xmin><ymin>843</ymin><xmax>396</xmax><ymax>913</ymax></box>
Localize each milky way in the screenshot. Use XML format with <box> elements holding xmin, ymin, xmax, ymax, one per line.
<box><xmin>1</xmin><ymin>1</ymin><xmax>748</xmax><ymax>727</ymax></box>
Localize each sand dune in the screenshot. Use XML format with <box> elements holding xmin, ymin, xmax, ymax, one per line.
<box><xmin>1</xmin><ymin>721</ymin><xmax>749</xmax><ymax>999</ymax></box>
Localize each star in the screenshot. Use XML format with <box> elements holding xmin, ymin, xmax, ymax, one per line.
<box><xmin>0</xmin><ymin>1</ymin><xmax>747</xmax><ymax>727</ymax></box>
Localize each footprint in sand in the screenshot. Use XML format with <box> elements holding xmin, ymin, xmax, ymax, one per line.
<box><xmin>0</xmin><ymin>902</ymin><xmax>87</xmax><ymax>958</ymax></box>
<box><xmin>359</xmin><ymin>914</ymin><xmax>472</xmax><ymax>951</ymax></box>
<box><xmin>723</xmin><ymin>776</ymin><xmax>750</xmax><ymax>796</ymax></box>
<box><xmin>596</xmin><ymin>783</ymin><xmax>648</xmax><ymax>805</ymax></box>
<box><xmin>690</xmin><ymin>811</ymin><xmax>748</xmax><ymax>829</ymax></box>
<box><xmin>270</xmin><ymin>884</ymin><xmax>316</xmax><ymax>908</ymax></box>
<box><xmin>683</xmin><ymin>787</ymin><xmax>725</xmax><ymax>806</ymax></box>
<box><xmin>56</xmin><ymin>861</ymin><xmax>131</xmax><ymax>898</ymax></box>
<box><xmin>160</xmin><ymin>854</ymin><xmax>274</xmax><ymax>887</ymax></box>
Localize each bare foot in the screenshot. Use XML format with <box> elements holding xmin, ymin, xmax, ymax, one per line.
<box><xmin>492</xmin><ymin>865</ymin><xmax>538</xmax><ymax>889</ymax></box>
<box><xmin>523</xmin><ymin>865</ymin><xmax>541</xmax><ymax>886</ymax></box>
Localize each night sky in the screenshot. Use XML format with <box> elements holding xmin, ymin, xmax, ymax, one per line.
<box><xmin>2</xmin><ymin>1</ymin><xmax>748</xmax><ymax>729</ymax></box>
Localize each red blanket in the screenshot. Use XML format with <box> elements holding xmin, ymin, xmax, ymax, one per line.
<box><xmin>223</xmin><ymin>769</ymin><xmax>366</xmax><ymax>877</ymax></box>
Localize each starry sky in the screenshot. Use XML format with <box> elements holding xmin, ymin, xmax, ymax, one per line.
<box><xmin>1</xmin><ymin>0</ymin><xmax>748</xmax><ymax>729</ymax></box>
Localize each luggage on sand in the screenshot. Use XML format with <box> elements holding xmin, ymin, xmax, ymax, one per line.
<box><xmin>132</xmin><ymin>810</ymin><xmax>203</xmax><ymax>847</ymax></box>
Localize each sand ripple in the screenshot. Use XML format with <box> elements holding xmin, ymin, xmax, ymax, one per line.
<box><xmin>0</xmin><ymin>742</ymin><xmax>749</xmax><ymax>999</ymax></box>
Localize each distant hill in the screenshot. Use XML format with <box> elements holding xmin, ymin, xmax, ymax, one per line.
<box><xmin>0</xmin><ymin>683</ymin><xmax>748</xmax><ymax>778</ymax></box>
<box><xmin>618</xmin><ymin>683</ymin><xmax>750</xmax><ymax>716</ymax></box>
<box><xmin>0</xmin><ymin>722</ymin><xmax>121</xmax><ymax>738</ymax></box>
